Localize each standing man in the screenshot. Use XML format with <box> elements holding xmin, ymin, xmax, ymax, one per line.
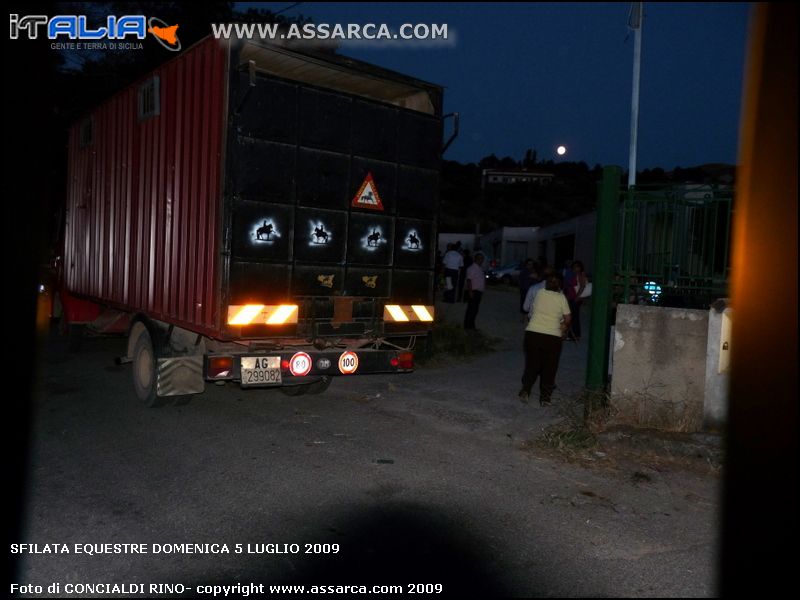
<box><xmin>442</xmin><ymin>244</ymin><xmax>464</xmax><ymax>303</ymax></box>
<box><xmin>463</xmin><ymin>253</ymin><xmax>486</xmax><ymax>330</ymax></box>
<box><xmin>459</xmin><ymin>249</ymin><xmax>473</xmax><ymax>302</ymax></box>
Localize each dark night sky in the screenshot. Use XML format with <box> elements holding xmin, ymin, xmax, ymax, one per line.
<box><xmin>262</xmin><ymin>2</ymin><xmax>750</xmax><ymax>169</ymax></box>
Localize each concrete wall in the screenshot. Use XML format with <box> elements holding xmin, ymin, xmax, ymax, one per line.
<box><xmin>704</xmin><ymin>303</ymin><xmax>732</xmax><ymax>431</ymax></box>
<box><xmin>611</xmin><ymin>304</ymin><xmax>709</xmax><ymax>432</ymax></box>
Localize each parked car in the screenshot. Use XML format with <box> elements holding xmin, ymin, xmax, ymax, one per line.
<box><xmin>486</xmin><ymin>261</ymin><xmax>523</xmax><ymax>285</ymax></box>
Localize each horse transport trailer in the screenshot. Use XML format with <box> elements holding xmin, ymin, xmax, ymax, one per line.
<box><xmin>62</xmin><ymin>36</ymin><xmax>447</xmax><ymax>404</ymax></box>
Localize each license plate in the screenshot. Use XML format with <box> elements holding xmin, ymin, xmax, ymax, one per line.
<box><xmin>241</xmin><ymin>356</ymin><xmax>282</xmax><ymax>386</ymax></box>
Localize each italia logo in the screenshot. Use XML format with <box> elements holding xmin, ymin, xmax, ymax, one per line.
<box><xmin>9</xmin><ymin>14</ymin><xmax>181</xmax><ymax>51</ymax></box>
<box><xmin>147</xmin><ymin>17</ymin><xmax>181</xmax><ymax>51</ymax></box>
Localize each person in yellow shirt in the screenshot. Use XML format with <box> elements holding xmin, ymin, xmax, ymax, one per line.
<box><xmin>519</xmin><ymin>272</ymin><xmax>572</xmax><ymax>406</ymax></box>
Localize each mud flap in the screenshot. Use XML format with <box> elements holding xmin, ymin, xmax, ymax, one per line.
<box><xmin>157</xmin><ymin>356</ymin><xmax>205</xmax><ymax>396</ymax></box>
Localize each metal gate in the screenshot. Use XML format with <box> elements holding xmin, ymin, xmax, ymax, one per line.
<box><xmin>617</xmin><ymin>184</ymin><xmax>734</xmax><ymax>308</ymax></box>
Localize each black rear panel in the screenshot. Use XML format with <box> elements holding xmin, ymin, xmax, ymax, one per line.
<box><xmin>223</xmin><ymin>55</ymin><xmax>441</xmax><ymax>337</ymax></box>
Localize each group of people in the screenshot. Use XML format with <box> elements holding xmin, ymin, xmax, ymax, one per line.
<box><xmin>437</xmin><ymin>243</ymin><xmax>477</xmax><ymax>302</ymax></box>
<box><xmin>435</xmin><ymin>247</ymin><xmax>591</xmax><ymax>406</ymax></box>
<box><xmin>518</xmin><ymin>259</ymin><xmax>590</xmax><ymax>406</ymax></box>
<box><xmin>437</xmin><ymin>243</ymin><xmax>487</xmax><ymax>330</ymax></box>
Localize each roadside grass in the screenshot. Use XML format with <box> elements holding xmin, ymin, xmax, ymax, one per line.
<box><xmin>528</xmin><ymin>390</ymin><xmax>721</xmax><ymax>474</ymax></box>
<box><xmin>415</xmin><ymin>318</ymin><xmax>501</xmax><ymax>366</ymax></box>
<box><xmin>540</xmin><ymin>425</ymin><xmax>597</xmax><ymax>453</ymax></box>
<box><xmin>536</xmin><ymin>400</ymin><xmax>597</xmax><ymax>457</ymax></box>
<box><xmin>531</xmin><ymin>389</ymin><xmax>612</xmax><ymax>459</ymax></box>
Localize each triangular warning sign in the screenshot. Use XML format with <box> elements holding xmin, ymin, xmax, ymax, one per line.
<box><xmin>351</xmin><ymin>172</ymin><xmax>385</xmax><ymax>211</ymax></box>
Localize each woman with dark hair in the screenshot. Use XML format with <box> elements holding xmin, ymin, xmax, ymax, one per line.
<box><xmin>564</xmin><ymin>260</ymin><xmax>588</xmax><ymax>341</ymax></box>
<box><xmin>519</xmin><ymin>272</ymin><xmax>571</xmax><ymax>406</ymax></box>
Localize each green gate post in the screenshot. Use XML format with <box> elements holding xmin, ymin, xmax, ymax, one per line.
<box><xmin>620</xmin><ymin>187</ymin><xmax>636</xmax><ymax>305</ymax></box>
<box><xmin>586</xmin><ymin>166</ymin><xmax>621</xmax><ymax>392</ymax></box>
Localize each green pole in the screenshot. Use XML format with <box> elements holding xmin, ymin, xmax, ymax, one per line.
<box><xmin>586</xmin><ymin>166</ymin><xmax>621</xmax><ymax>391</ymax></box>
<box><xmin>621</xmin><ymin>188</ymin><xmax>636</xmax><ymax>303</ymax></box>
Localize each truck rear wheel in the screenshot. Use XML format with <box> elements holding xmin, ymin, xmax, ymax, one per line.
<box><xmin>132</xmin><ymin>327</ymin><xmax>161</xmax><ymax>407</ymax></box>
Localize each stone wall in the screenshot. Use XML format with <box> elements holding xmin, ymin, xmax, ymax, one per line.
<box><xmin>611</xmin><ymin>304</ymin><xmax>709</xmax><ymax>432</ymax></box>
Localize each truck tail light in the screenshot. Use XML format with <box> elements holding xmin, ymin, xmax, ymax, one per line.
<box><xmin>227</xmin><ymin>304</ymin><xmax>298</xmax><ymax>325</ymax></box>
<box><xmin>208</xmin><ymin>356</ymin><xmax>234</xmax><ymax>378</ymax></box>
<box><xmin>398</xmin><ymin>352</ymin><xmax>414</xmax><ymax>370</ymax></box>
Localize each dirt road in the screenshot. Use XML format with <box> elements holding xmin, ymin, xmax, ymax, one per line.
<box><xmin>15</xmin><ymin>288</ymin><xmax>720</xmax><ymax>597</ymax></box>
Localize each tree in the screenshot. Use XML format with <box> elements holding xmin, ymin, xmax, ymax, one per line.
<box><xmin>478</xmin><ymin>154</ymin><xmax>500</xmax><ymax>169</ymax></box>
<box><xmin>523</xmin><ymin>148</ymin><xmax>538</xmax><ymax>168</ymax></box>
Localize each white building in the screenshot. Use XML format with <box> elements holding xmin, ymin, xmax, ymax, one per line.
<box><xmin>482</xmin><ymin>169</ymin><xmax>554</xmax><ymax>187</ymax></box>
<box><xmin>478</xmin><ymin>226</ymin><xmax>540</xmax><ymax>266</ymax></box>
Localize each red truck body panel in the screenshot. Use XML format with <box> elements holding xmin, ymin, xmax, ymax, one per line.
<box><xmin>65</xmin><ymin>37</ymin><xmax>443</xmax><ymax>343</ymax></box>
<box><xmin>65</xmin><ymin>37</ymin><xmax>228</xmax><ymax>338</ymax></box>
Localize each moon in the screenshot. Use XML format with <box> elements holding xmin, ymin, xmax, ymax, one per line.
<box><xmin>556</xmin><ymin>145</ymin><xmax>567</xmax><ymax>156</ymax></box>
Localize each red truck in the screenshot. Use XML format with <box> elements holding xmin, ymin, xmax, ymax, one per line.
<box><xmin>60</xmin><ymin>36</ymin><xmax>448</xmax><ymax>405</ymax></box>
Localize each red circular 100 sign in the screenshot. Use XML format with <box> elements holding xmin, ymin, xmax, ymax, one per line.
<box><xmin>289</xmin><ymin>352</ymin><xmax>312</xmax><ymax>377</ymax></box>
<box><xmin>338</xmin><ymin>351</ymin><xmax>359</xmax><ymax>375</ymax></box>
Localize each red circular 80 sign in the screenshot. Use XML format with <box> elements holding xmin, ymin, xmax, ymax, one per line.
<box><xmin>289</xmin><ymin>352</ymin><xmax>312</xmax><ymax>377</ymax></box>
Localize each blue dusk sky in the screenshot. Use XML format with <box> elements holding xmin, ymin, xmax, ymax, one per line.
<box><xmin>255</xmin><ymin>2</ymin><xmax>751</xmax><ymax>169</ymax></box>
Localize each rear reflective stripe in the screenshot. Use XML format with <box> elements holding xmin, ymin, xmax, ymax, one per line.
<box><xmin>383</xmin><ymin>305</ymin><xmax>435</xmax><ymax>322</ymax></box>
<box><xmin>227</xmin><ymin>304</ymin><xmax>299</xmax><ymax>325</ymax></box>
<box><xmin>411</xmin><ymin>305</ymin><xmax>434</xmax><ymax>321</ymax></box>
<box><xmin>385</xmin><ymin>305</ymin><xmax>409</xmax><ymax>322</ymax></box>
<box><xmin>228</xmin><ymin>305</ymin><xmax>265</xmax><ymax>325</ymax></box>
<box><xmin>266</xmin><ymin>304</ymin><xmax>298</xmax><ymax>324</ymax></box>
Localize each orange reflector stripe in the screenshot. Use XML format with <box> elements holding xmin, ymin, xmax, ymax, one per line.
<box><xmin>385</xmin><ymin>305</ymin><xmax>409</xmax><ymax>322</ymax></box>
<box><xmin>266</xmin><ymin>304</ymin><xmax>298</xmax><ymax>325</ymax></box>
<box><xmin>228</xmin><ymin>305</ymin><xmax>265</xmax><ymax>325</ymax></box>
<box><xmin>411</xmin><ymin>305</ymin><xmax>434</xmax><ymax>321</ymax></box>
<box><xmin>228</xmin><ymin>304</ymin><xmax>299</xmax><ymax>325</ymax></box>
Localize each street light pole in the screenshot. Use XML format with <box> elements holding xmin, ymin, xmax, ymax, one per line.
<box><xmin>628</xmin><ymin>2</ymin><xmax>643</xmax><ymax>188</ymax></box>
